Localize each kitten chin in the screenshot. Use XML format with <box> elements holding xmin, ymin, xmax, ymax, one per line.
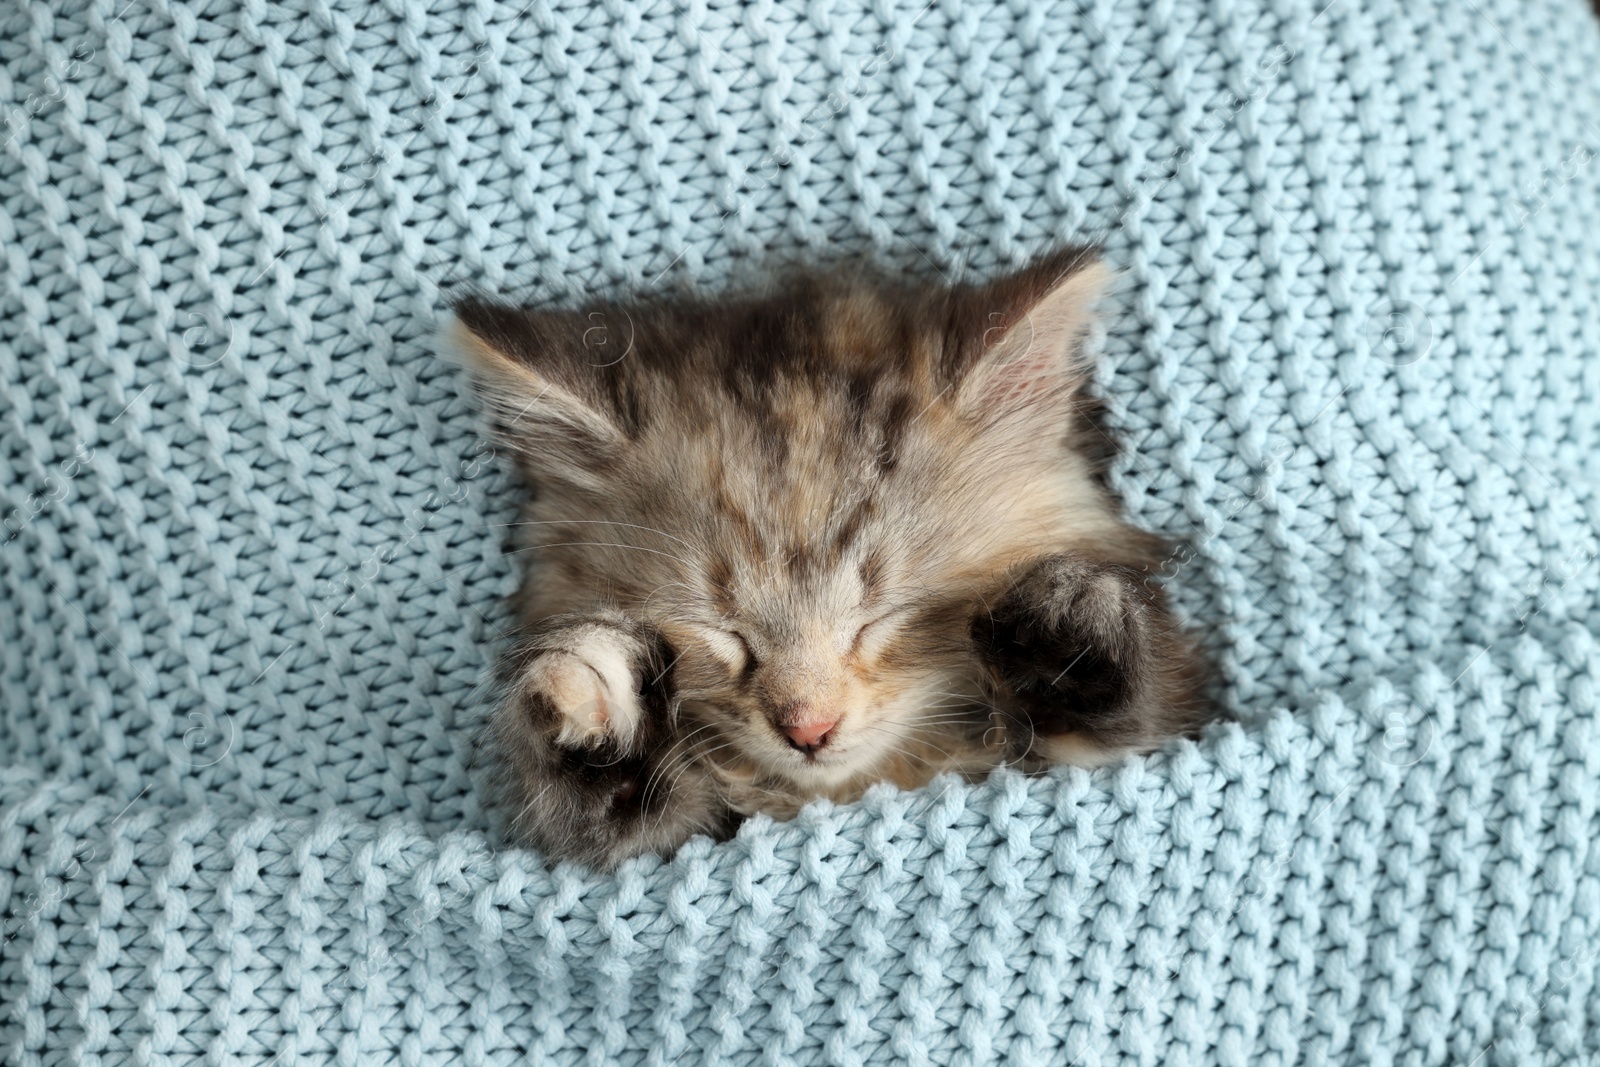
<box><xmin>444</xmin><ymin>246</ymin><xmax>1216</xmax><ymax>870</ymax></box>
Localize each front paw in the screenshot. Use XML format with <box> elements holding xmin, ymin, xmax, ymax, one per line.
<box><xmin>518</xmin><ymin>619</ymin><xmax>656</xmax><ymax>752</ymax></box>
<box><xmin>974</xmin><ymin>556</ymin><xmax>1163</xmax><ymax>753</ymax></box>
<box><xmin>489</xmin><ymin>612</ymin><xmax>734</xmax><ymax>868</ymax></box>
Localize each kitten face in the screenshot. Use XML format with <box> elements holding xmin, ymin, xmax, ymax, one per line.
<box><xmin>599</xmin><ymin>375</ymin><xmax>1089</xmax><ymax>795</ymax></box>
<box><xmin>446</xmin><ymin>248</ymin><xmax>1207</xmax><ymax>866</ymax></box>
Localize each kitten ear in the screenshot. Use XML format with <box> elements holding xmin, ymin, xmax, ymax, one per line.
<box><xmin>948</xmin><ymin>248</ymin><xmax>1116</xmax><ymax>420</ymax></box>
<box><xmin>439</xmin><ymin>299</ymin><xmax>630</xmax><ymax>485</ymax></box>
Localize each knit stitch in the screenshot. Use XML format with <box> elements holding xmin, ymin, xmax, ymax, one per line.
<box><xmin>4</xmin><ymin>0</ymin><xmax>1600</xmax><ymax>1063</ymax></box>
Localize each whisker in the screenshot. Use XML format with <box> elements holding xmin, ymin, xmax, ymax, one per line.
<box><xmin>640</xmin><ymin>722</ymin><xmax>720</xmax><ymax>803</ymax></box>
<box><xmin>502</xmin><ymin>540</ymin><xmax>695</xmax><ymax>568</ymax></box>
<box><xmin>647</xmin><ymin>739</ymin><xmax>736</xmax><ymax>834</ymax></box>
<box><xmin>514</xmin><ymin>781</ymin><xmax>555</xmax><ymax>826</ymax></box>
<box><xmin>634</xmin><ymin>581</ymin><xmax>699</xmax><ymax>615</ymax></box>
<box><xmin>650</xmin><ymin>647</ymin><xmax>687</xmax><ymax>687</ymax></box>
<box><xmin>645</xmin><ymin>730</ymin><xmax>718</xmax><ymax>788</ymax></box>
<box><xmin>901</xmin><ymin>710</ymin><xmax>987</xmax><ymax>726</ymax></box>
<box><xmin>643</xmin><ymin>728</ymin><xmax>734</xmax><ymax>806</ymax></box>
<box><xmin>928</xmin><ymin>691</ymin><xmax>1001</xmax><ymax>713</ymax></box>
<box><xmin>491</xmin><ymin>518</ymin><xmax>694</xmax><ymax>549</ymax></box>
<box><xmin>852</xmin><ymin>723</ymin><xmax>967</xmax><ymax>771</ymax></box>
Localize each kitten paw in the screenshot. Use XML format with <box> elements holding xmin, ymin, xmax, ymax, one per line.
<box><xmin>488</xmin><ymin>612</ymin><xmax>736</xmax><ymax>869</ymax></box>
<box><xmin>974</xmin><ymin>556</ymin><xmax>1164</xmax><ymax>755</ymax></box>
<box><xmin>519</xmin><ymin>623</ymin><xmax>651</xmax><ymax>751</ymax></box>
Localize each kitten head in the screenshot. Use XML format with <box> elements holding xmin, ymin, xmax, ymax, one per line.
<box><xmin>449</xmin><ymin>248</ymin><xmax>1130</xmax><ymax>799</ymax></box>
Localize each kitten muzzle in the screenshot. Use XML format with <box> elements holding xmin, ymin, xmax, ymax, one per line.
<box><xmin>770</xmin><ymin>699</ymin><xmax>840</xmax><ymax>753</ymax></box>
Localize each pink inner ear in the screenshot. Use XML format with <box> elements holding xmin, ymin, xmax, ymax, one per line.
<box><xmin>980</xmin><ymin>342</ymin><xmax>1060</xmax><ymax>407</ymax></box>
<box><xmin>960</xmin><ymin>259</ymin><xmax>1115</xmax><ymax>416</ymax></box>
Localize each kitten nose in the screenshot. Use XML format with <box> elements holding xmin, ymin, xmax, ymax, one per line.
<box><xmin>783</xmin><ymin>716</ymin><xmax>839</xmax><ymax>752</ymax></box>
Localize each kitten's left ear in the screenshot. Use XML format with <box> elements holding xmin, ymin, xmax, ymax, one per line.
<box><xmin>947</xmin><ymin>247</ymin><xmax>1117</xmax><ymax>419</ymax></box>
<box><xmin>437</xmin><ymin>298</ymin><xmax>631</xmax><ymax>489</ymax></box>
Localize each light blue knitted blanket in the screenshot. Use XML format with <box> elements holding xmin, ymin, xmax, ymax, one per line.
<box><xmin>5</xmin><ymin>0</ymin><xmax>1600</xmax><ymax>1063</ymax></box>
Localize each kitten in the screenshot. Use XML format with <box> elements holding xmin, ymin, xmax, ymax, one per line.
<box><xmin>443</xmin><ymin>247</ymin><xmax>1213</xmax><ymax>870</ymax></box>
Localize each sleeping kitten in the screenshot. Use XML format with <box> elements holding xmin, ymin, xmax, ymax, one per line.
<box><xmin>444</xmin><ymin>247</ymin><xmax>1212</xmax><ymax>870</ymax></box>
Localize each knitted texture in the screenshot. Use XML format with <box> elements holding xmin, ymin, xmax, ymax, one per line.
<box><xmin>4</xmin><ymin>0</ymin><xmax>1600</xmax><ymax>1062</ymax></box>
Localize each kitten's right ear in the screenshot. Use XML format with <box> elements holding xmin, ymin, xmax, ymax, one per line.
<box><xmin>439</xmin><ymin>300</ymin><xmax>627</xmax><ymax>486</ymax></box>
<box><xmin>945</xmin><ymin>247</ymin><xmax>1116</xmax><ymax>423</ymax></box>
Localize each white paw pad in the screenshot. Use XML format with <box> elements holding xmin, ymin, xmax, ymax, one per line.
<box><xmin>524</xmin><ymin>626</ymin><xmax>645</xmax><ymax>749</ymax></box>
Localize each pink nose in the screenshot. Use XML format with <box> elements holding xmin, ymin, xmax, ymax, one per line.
<box><xmin>783</xmin><ymin>717</ymin><xmax>839</xmax><ymax>752</ymax></box>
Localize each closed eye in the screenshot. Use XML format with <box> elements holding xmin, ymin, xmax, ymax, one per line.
<box><xmin>850</xmin><ymin>613</ymin><xmax>897</xmax><ymax>656</ymax></box>
<box><xmin>730</xmin><ymin>631</ymin><xmax>758</xmax><ymax>675</ymax></box>
<box><xmin>701</xmin><ymin>626</ymin><xmax>759</xmax><ymax>677</ymax></box>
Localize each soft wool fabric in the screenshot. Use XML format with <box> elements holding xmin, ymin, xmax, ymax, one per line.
<box><xmin>4</xmin><ymin>0</ymin><xmax>1600</xmax><ymax>1063</ymax></box>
